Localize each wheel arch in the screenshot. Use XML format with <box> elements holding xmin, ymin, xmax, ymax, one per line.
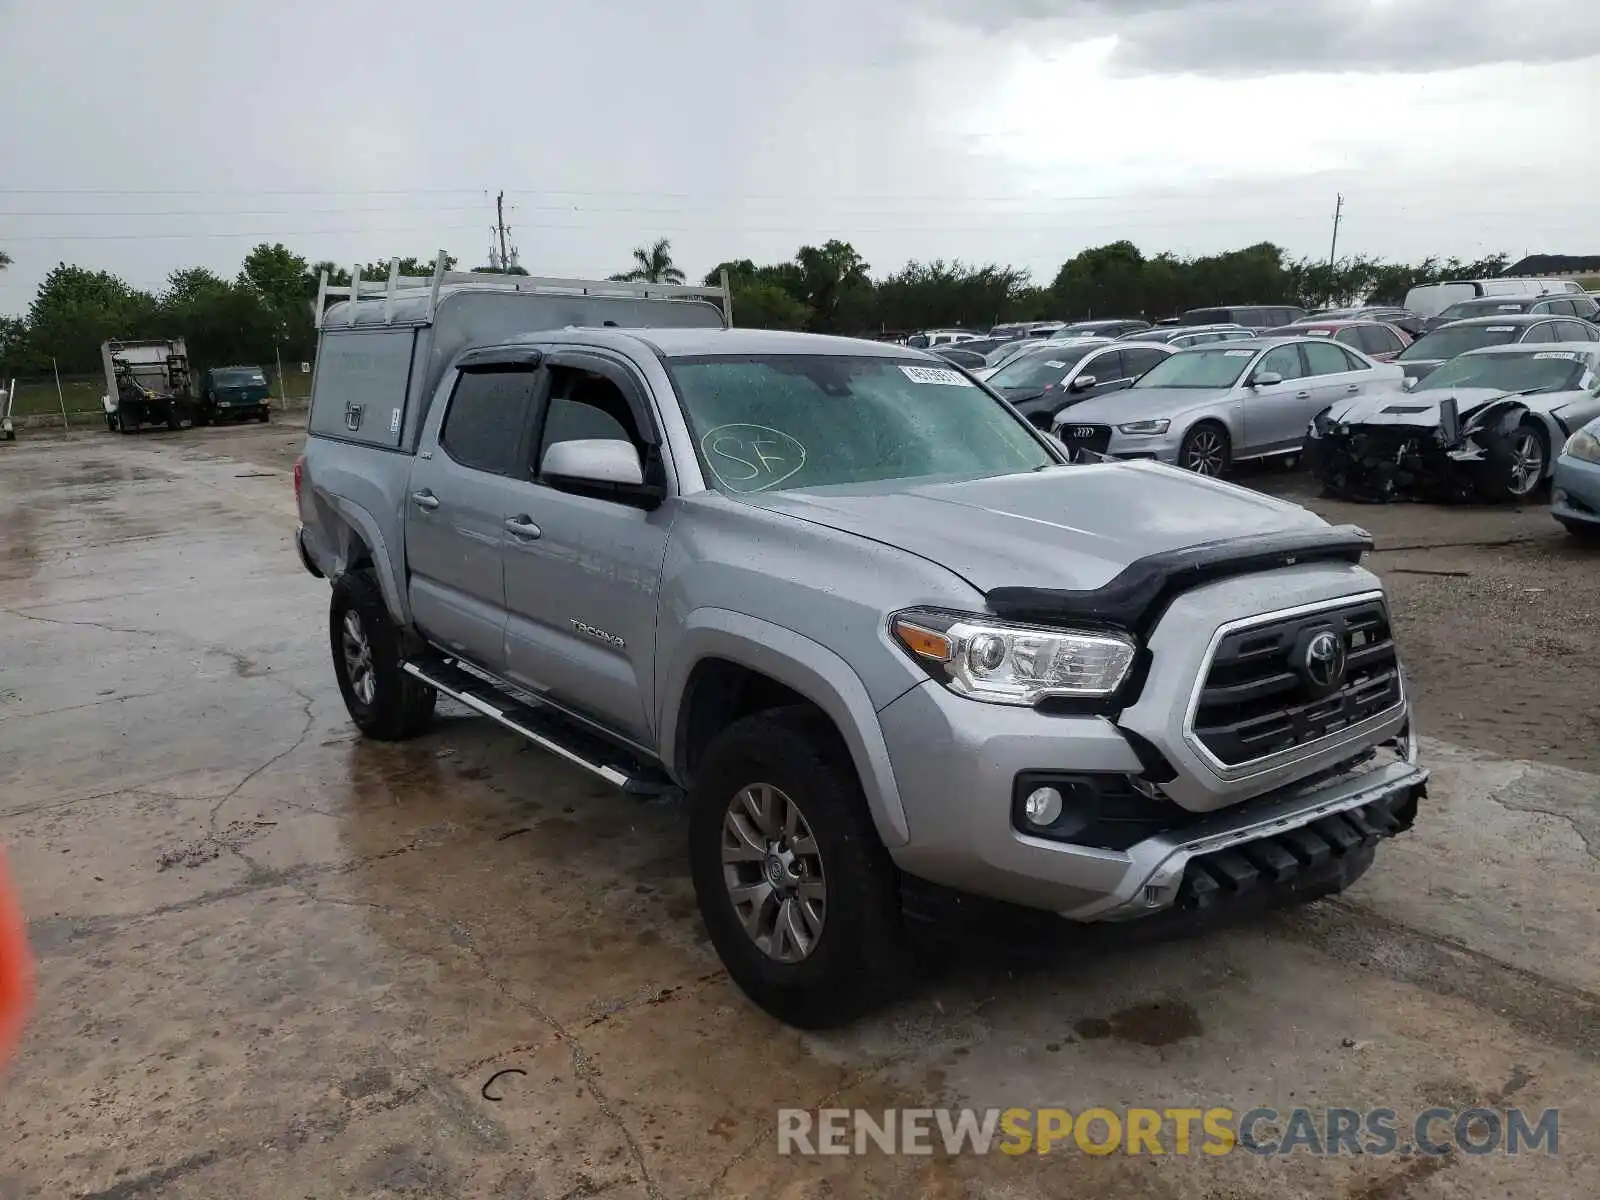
<box><xmin>659</xmin><ymin>610</ymin><xmax>911</xmax><ymax>848</ymax></box>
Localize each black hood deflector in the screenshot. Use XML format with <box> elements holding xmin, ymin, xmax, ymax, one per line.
<box><xmin>986</xmin><ymin>524</ymin><xmax>1374</xmax><ymax>635</ymax></box>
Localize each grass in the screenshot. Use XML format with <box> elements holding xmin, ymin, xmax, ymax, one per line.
<box><xmin>6</xmin><ymin>377</ymin><xmax>307</xmax><ymax>422</ymax></box>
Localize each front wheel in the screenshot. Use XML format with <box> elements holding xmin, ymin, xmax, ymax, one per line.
<box><xmin>1477</xmin><ymin>419</ymin><xmax>1547</xmax><ymax>503</ymax></box>
<box><xmin>688</xmin><ymin>708</ymin><xmax>908</xmax><ymax>1029</ymax></box>
<box><xmin>1179</xmin><ymin>422</ymin><xmax>1231</xmax><ymax>477</ymax></box>
<box><xmin>329</xmin><ymin>570</ymin><xmax>436</xmax><ymax>740</ymax></box>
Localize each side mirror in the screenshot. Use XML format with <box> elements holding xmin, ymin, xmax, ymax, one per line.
<box><xmin>1251</xmin><ymin>371</ymin><xmax>1283</xmax><ymax>387</ymax></box>
<box><xmin>541</xmin><ymin>438</ymin><xmax>661</xmax><ymax>506</ymax></box>
<box><xmin>1401</xmin><ymin>376</ymin><xmax>1417</xmax><ymax>391</ymax></box>
<box><xmin>1068</xmin><ymin>374</ymin><xmax>1097</xmax><ymax>392</ymax></box>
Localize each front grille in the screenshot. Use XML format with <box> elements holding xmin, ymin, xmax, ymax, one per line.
<box><xmin>1055</xmin><ymin>422</ymin><xmax>1112</xmax><ymax>459</ymax></box>
<box><xmin>1191</xmin><ymin>599</ymin><xmax>1402</xmax><ymax>768</ymax></box>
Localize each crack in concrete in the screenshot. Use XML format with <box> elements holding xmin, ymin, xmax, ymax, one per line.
<box><xmin>1346</xmin><ymin>1063</ymin><xmax>1537</xmax><ymax>1200</ymax></box>
<box><xmin>205</xmin><ymin>692</ymin><xmax>318</xmax><ymax>835</ymax></box>
<box><xmin>1489</xmin><ymin>761</ymin><xmax>1599</xmax><ymax>862</ymax></box>
<box><xmin>465</xmin><ymin>947</ymin><xmax>668</xmax><ymax>1200</ymax></box>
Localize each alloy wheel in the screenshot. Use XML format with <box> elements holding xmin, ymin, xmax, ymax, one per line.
<box><xmin>340</xmin><ymin>610</ymin><xmax>376</xmax><ymax>706</ymax></box>
<box><xmin>1185</xmin><ymin>429</ymin><xmax>1226</xmax><ymax>475</ymax></box>
<box><xmin>720</xmin><ymin>783</ymin><xmax>827</xmax><ymax>963</ymax></box>
<box><xmin>1507</xmin><ymin>430</ymin><xmax>1544</xmax><ymax>497</ymax></box>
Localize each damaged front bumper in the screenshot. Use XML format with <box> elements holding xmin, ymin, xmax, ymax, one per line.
<box><xmin>1305</xmin><ymin>417</ymin><xmax>1486</xmax><ymax>503</ymax></box>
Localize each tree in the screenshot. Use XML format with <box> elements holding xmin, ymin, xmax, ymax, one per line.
<box><xmin>0</xmin><ymin>249</ymin><xmax>10</xmax><ymax>272</ymax></box>
<box><xmin>614</xmin><ymin>237</ymin><xmax>685</xmax><ymax>284</ymax></box>
<box><xmin>793</xmin><ymin>240</ymin><xmax>871</xmax><ymax>332</ymax></box>
<box><xmin>24</xmin><ymin>264</ymin><xmax>161</xmax><ymax>373</ymax></box>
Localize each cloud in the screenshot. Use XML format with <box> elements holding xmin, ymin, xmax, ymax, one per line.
<box><xmin>918</xmin><ymin>0</ymin><xmax>1600</xmax><ymax>76</ymax></box>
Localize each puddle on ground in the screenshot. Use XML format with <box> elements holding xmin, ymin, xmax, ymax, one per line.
<box><xmin>1073</xmin><ymin>999</ymin><xmax>1203</xmax><ymax>1047</ymax></box>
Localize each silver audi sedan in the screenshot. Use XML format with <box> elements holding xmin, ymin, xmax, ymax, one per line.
<box><xmin>1050</xmin><ymin>336</ymin><xmax>1404</xmax><ymax>474</ymax></box>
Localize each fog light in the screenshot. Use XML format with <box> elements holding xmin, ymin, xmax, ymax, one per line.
<box><xmin>1022</xmin><ymin>786</ymin><xmax>1063</xmax><ymax>826</ymax></box>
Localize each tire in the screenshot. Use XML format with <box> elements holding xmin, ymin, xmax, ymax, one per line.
<box><xmin>1179</xmin><ymin>421</ymin><xmax>1231</xmax><ymax>477</ymax></box>
<box><xmin>116</xmin><ymin>408</ymin><xmax>133</xmax><ymax>434</ymax></box>
<box><xmin>257</xmin><ymin>408</ymin><xmax>270</xmax><ymax>423</ymax></box>
<box><xmin>1476</xmin><ymin>418</ymin><xmax>1548</xmax><ymax>504</ymax></box>
<box><xmin>165</xmin><ymin>406</ymin><xmax>181</xmax><ymax>431</ymax></box>
<box><xmin>329</xmin><ymin>570</ymin><xmax>436</xmax><ymax>740</ymax></box>
<box><xmin>688</xmin><ymin>707</ymin><xmax>908</xmax><ymax>1028</ymax></box>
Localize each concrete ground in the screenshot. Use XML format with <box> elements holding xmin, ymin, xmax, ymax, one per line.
<box><xmin>1</xmin><ymin>421</ymin><xmax>1596</xmax><ymax>1199</ymax></box>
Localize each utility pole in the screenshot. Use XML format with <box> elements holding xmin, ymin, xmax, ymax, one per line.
<box><xmin>1325</xmin><ymin>193</ymin><xmax>1344</xmax><ymax>305</ymax></box>
<box><xmin>494</xmin><ymin>191</ymin><xmax>510</xmax><ymax>273</ymax></box>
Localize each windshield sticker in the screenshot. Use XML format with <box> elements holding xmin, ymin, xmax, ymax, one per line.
<box><xmin>1487</xmin><ymin>326</ymin><xmax>1515</xmax><ymax>333</ymax></box>
<box><xmin>701</xmin><ymin>424</ymin><xmax>807</xmax><ymax>493</ymax></box>
<box><xmin>1533</xmin><ymin>351</ymin><xmax>1578</xmax><ymax>360</ymax></box>
<box><xmin>899</xmin><ymin>365</ymin><xmax>974</xmax><ymax>387</ymax></box>
<box><xmin>1307</xmin><ymin>329</ymin><xmax>1331</xmax><ymax>336</ymax></box>
<box><xmin>1224</xmin><ymin>349</ymin><xmax>1254</xmax><ymax>357</ymax></box>
<box><xmin>1044</xmin><ymin>360</ymin><xmax>1067</xmax><ymax>368</ymax></box>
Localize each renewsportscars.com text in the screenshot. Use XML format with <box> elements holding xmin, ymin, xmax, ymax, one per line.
<box><xmin>777</xmin><ymin>1106</ymin><xmax>1559</xmax><ymax>1157</ymax></box>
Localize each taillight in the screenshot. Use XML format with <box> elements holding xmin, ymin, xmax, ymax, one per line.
<box><xmin>293</xmin><ymin>456</ymin><xmax>303</xmax><ymax>503</ymax></box>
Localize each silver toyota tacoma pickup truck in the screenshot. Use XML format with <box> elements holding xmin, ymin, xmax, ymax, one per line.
<box><xmin>295</xmin><ymin>260</ymin><xmax>1426</xmax><ymax>1028</ymax></box>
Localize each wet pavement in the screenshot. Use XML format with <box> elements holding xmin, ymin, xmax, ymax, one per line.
<box><xmin>1</xmin><ymin>426</ymin><xmax>1596</xmax><ymax>1199</ymax></box>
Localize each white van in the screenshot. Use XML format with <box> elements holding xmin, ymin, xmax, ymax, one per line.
<box><xmin>1403</xmin><ymin>278</ymin><xmax>1584</xmax><ymax>318</ymax></box>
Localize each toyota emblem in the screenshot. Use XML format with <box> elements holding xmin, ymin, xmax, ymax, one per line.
<box><xmin>1071</xmin><ymin>426</ymin><xmax>1096</xmax><ymax>439</ymax></box>
<box><xmin>1301</xmin><ymin>630</ymin><xmax>1347</xmax><ymax>691</ymax></box>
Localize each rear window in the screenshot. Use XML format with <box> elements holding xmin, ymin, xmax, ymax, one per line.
<box><xmin>439</xmin><ymin>368</ymin><xmax>538</xmax><ymax>475</ymax></box>
<box><xmin>1400</xmin><ymin>324</ymin><xmax>1522</xmax><ymax>360</ymax></box>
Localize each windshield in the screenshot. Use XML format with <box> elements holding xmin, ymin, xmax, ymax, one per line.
<box><xmin>1415</xmin><ymin>351</ymin><xmax>1588</xmax><ymax>394</ymax></box>
<box><xmin>213</xmin><ymin>368</ymin><xmax>266</xmax><ymax>386</ymax></box>
<box><xmin>666</xmin><ymin>355</ymin><xmax>1055</xmax><ymax>494</ymax></box>
<box><xmin>1131</xmin><ymin>346</ymin><xmax>1257</xmax><ymax>389</ymax></box>
<box><xmin>984</xmin><ymin>341</ymin><xmax>1036</xmax><ymax>367</ymax></box>
<box><xmin>1400</xmin><ymin>325</ymin><xmax>1521</xmax><ymax>360</ymax></box>
<box><xmin>985</xmin><ymin>345</ymin><xmax>1096</xmax><ymax>390</ymax></box>
<box><xmin>1437</xmin><ymin>299</ymin><xmax>1528</xmax><ymax>321</ymax></box>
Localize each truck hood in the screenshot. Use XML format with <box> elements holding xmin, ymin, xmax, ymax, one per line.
<box><xmin>738</xmin><ymin>461</ymin><xmax>1327</xmax><ymax>593</ymax></box>
<box><xmin>1325</xmin><ymin>386</ymin><xmax>1512</xmax><ymax>427</ymax></box>
<box><xmin>1054</xmin><ymin>386</ymin><xmax>1232</xmax><ymax>426</ymax></box>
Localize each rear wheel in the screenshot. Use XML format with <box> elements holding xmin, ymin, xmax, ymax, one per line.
<box><xmin>688</xmin><ymin>708</ymin><xmax>907</xmax><ymax>1028</ymax></box>
<box><xmin>329</xmin><ymin>570</ymin><xmax>436</xmax><ymax>740</ymax></box>
<box><xmin>1179</xmin><ymin>422</ymin><xmax>1231</xmax><ymax>477</ymax></box>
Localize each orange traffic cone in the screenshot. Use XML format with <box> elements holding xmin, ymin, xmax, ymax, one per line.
<box><xmin>0</xmin><ymin>844</ymin><xmax>32</xmax><ymax>1069</ymax></box>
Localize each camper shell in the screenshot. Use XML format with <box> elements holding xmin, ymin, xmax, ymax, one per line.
<box><xmin>309</xmin><ymin>255</ymin><xmax>732</xmax><ymax>456</ymax></box>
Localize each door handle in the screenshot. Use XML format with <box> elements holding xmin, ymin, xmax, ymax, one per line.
<box><xmin>1294</xmin><ymin>391</ymin><xmax>1311</xmax><ymax>399</ymax></box>
<box><xmin>504</xmin><ymin>516</ymin><xmax>542</xmax><ymax>540</ymax></box>
<box><xmin>410</xmin><ymin>489</ymin><xmax>440</xmax><ymax>511</ymax></box>
<box><xmin>1346</xmin><ymin>384</ymin><xmax>1361</xmax><ymax>393</ymax></box>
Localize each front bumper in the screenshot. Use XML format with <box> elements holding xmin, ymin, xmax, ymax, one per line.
<box><xmin>1306</xmin><ymin>421</ymin><xmax>1478</xmax><ymax>503</ymax></box>
<box><xmin>878</xmin><ymin>677</ymin><xmax>1424</xmax><ymax>922</ymax></box>
<box><xmin>1552</xmin><ymin>452</ymin><xmax>1600</xmax><ymax>529</ymax></box>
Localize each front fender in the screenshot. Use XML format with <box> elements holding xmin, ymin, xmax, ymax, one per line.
<box><xmin>1464</xmin><ymin>402</ymin><xmax>1565</xmax><ymax>480</ymax></box>
<box><xmin>657</xmin><ymin>609</ymin><xmax>911</xmax><ymax>847</ymax></box>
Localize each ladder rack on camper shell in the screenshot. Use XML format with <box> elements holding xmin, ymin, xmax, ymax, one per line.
<box><xmin>315</xmin><ymin>251</ymin><xmax>734</xmax><ymax>329</ymax></box>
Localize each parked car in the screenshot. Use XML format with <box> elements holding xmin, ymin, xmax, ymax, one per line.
<box><xmin>1308</xmin><ymin>344</ymin><xmax>1600</xmax><ymax>505</ymax></box>
<box><xmin>1403</xmin><ymin>277</ymin><xmax>1586</xmax><ymax>319</ymax></box>
<box><xmin>198</xmin><ymin>364</ymin><xmax>272</xmax><ymax>424</ymax></box>
<box><xmin>1051</xmin><ymin>337</ymin><xmax>1400</xmax><ymax>475</ymax></box>
<box><xmin>298</xmin><ymin>262</ymin><xmax>1426</xmax><ymax>1028</ymax></box>
<box><xmin>1264</xmin><ymin>320</ymin><xmax>1411</xmax><ymax>362</ymax></box>
<box><xmin>1055</xmin><ymin>318</ymin><xmax>1151</xmax><ymax>339</ymax></box>
<box><xmin>1296</xmin><ymin>307</ymin><xmax>1426</xmax><ymax>337</ymax></box>
<box><xmin>984</xmin><ymin>340</ymin><xmax>1175</xmax><ymax>427</ymax></box>
<box><xmin>1395</xmin><ymin>314</ymin><xmax>1600</xmax><ymax>383</ymax></box>
<box><xmin>1553</xmin><ymin>412</ymin><xmax>1600</xmax><ymax>541</ymax></box>
<box><xmin>932</xmin><ymin>345</ymin><xmax>990</xmax><ymax>370</ymax></box>
<box><xmin>1120</xmin><ymin>324</ymin><xmax>1257</xmax><ymax>349</ymax></box>
<box><xmin>1421</xmin><ymin>293</ymin><xmax>1600</xmax><ymax>332</ymax></box>
<box><xmin>906</xmin><ymin>329</ymin><xmax>982</xmax><ymax>349</ymax></box>
<box><xmin>979</xmin><ymin>339</ymin><xmax>1048</xmax><ymax>376</ymax></box>
<box><xmin>1177</xmin><ymin>304</ymin><xmax>1308</xmax><ymax>330</ymax></box>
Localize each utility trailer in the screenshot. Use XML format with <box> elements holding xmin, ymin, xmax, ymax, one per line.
<box><xmin>101</xmin><ymin>339</ymin><xmax>197</xmax><ymax>433</ymax></box>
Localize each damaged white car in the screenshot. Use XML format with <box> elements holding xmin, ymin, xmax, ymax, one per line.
<box><xmin>1305</xmin><ymin>343</ymin><xmax>1600</xmax><ymax>503</ymax></box>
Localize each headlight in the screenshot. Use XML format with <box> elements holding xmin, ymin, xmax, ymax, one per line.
<box><xmin>1562</xmin><ymin>428</ymin><xmax>1600</xmax><ymax>464</ymax></box>
<box><xmin>890</xmin><ymin>610</ymin><xmax>1137</xmax><ymax>705</ymax></box>
<box><xmin>1116</xmin><ymin>419</ymin><xmax>1169</xmax><ymax>435</ymax></box>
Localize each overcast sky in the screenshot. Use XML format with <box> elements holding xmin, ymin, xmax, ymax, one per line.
<box><xmin>2</xmin><ymin>0</ymin><xmax>1598</xmax><ymax>314</ymax></box>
